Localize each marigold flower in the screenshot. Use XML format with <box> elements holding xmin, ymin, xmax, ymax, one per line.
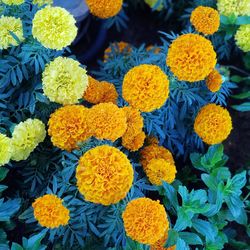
<box><xmin>122</xmin><ymin>64</ymin><xmax>169</xmax><ymax>112</ymax></box>
<box><xmin>145</xmin><ymin>0</ymin><xmax>164</xmax><ymax>11</ymax></box>
<box><xmin>146</xmin><ymin>45</ymin><xmax>161</xmax><ymax>54</ymax></box>
<box><xmin>42</xmin><ymin>57</ymin><xmax>88</xmax><ymax>105</ymax></box>
<box><xmin>11</xmin><ymin>119</ymin><xmax>46</xmax><ymax>161</ymax></box>
<box><xmin>190</xmin><ymin>6</ymin><xmax>220</xmax><ymax>35</ymax></box>
<box><xmin>217</xmin><ymin>0</ymin><xmax>250</xmax><ymax>16</ymax></box>
<box><xmin>122</xmin><ymin>131</ymin><xmax>146</xmax><ymax>152</ymax></box>
<box><xmin>104</xmin><ymin>42</ymin><xmax>131</xmax><ymax>61</ymax></box>
<box><xmin>83</xmin><ymin>76</ymin><xmax>118</xmax><ymax>104</ymax></box>
<box><xmin>206</xmin><ymin>69</ymin><xmax>223</xmax><ymax>92</ymax></box>
<box><xmin>166</xmin><ymin>34</ymin><xmax>217</xmax><ymax>82</ymax></box>
<box><xmin>150</xmin><ymin>231</ymin><xmax>176</xmax><ymax>250</ymax></box>
<box><xmin>0</xmin><ymin>16</ymin><xmax>24</xmax><ymax>50</ymax></box>
<box><xmin>235</xmin><ymin>25</ymin><xmax>250</xmax><ymax>52</ymax></box>
<box><xmin>32</xmin><ymin>194</ymin><xmax>70</xmax><ymax>228</ymax></box>
<box><xmin>33</xmin><ymin>0</ymin><xmax>53</xmax><ymax>6</ymax></box>
<box><xmin>194</xmin><ymin>103</ymin><xmax>233</xmax><ymax>145</ymax></box>
<box><xmin>146</xmin><ymin>136</ymin><xmax>159</xmax><ymax>145</ymax></box>
<box><xmin>145</xmin><ymin>158</ymin><xmax>177</xmax><ymax>186</ymax></box>
<box><xmin>76</xmin><ymin>145</ymin><xmax>133</xmax><ymax>205</ymax></box>
<box><xmin>0</xmin><ymin>133</ymin><xmax>12</xmax><ymax>167</ymax></box>
<box><xmin>86</xmin><ymin>0</ymin><xmax>123</xmax><ymax>19</ymax></box>
<box><xmin>140</xmin><ymin>144</ymin><xmax>175</xmax><ymax>170</ymax></box>
<box><xmin>48</xmin><ymin>105</ymin><xmax>90</xmax><ymax>151</ymax></box>
<box><xmin>88</xmin><ymin>103</ymin><xmax>127</xmax><ymax>141</ymax></box>
<box><xmin>32</xmin><ymin>6</ymin><xmax>77</xmax><ymax>50</ymax></box>
<box><xmin>122</xmin><ymin>198</ymin><xmax>169</xmax><ymax>245</ymax></box>
<box><xmin>2</xmin><ymin>0</ymin><xmax>24</xmax><ymax>4</ymax></box>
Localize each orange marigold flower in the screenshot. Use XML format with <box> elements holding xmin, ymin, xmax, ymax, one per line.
<box><xmin>86</xmin><ymin>0</ymin><xmax>123</xmax><ymax>19</ymax></box>
<box><xmin>104</xmin><ymin>41</ymin><xmax>131</xmax><ymax>61</ymax></box>
<box><xmin>166</xmin><ymin>34</ymin><xmax>217</xmax><ymax>82</ymax></box>
<box><xmin>190</xmin><ymin>6</ymin><xmax>220</xmax><ymax>35</ymax></box>
<box><xmin>140</xmin><ymin>144</ymin><xmax>174</xmax><ymax>170</ymax></box>
<box><xmin>122</xmin><ymin>131</ymin><xmax>146</xmax><ymax>152</ymax></box>
<box><xmin>48</xmin><ymin>105</ymin><xmax>90</xmax><ymax>151</ymax></box>
<box><xmin>194</xmin><ymin>103</ymin><xmax>233</xmax><ymax>145</ymax></box>
<box><xmin>88</xmin><ymin>103</ymin><xmax>127</xmax><ymax>141</ymax></box>
<box><xmin>83</xmin><ymin>76</ymin><xmax>118</xmax><ymax>104</ymax></box>
<box><xmin>32</xmin><ymin>194</ymin><xmax>70</xmax><ymax>229</ymax></box>
<box><xmin>122</xmin><ymin>64</ymin><xmax>169</xmax><ymax>112</ymax></box>
<box><xmin>206</xmin><ymin>69</ymin><xmax>223</xmax><ymax>92</ymax></box>
<box><xmin>150</xmin><ymin>231</ymin><xmax>176</xmax><ymax>250</ymax></box>
<box><xmin>146</xmin><ymin>158</ymin><xmax>177</xmax><ymax>186</ymax></box>
<box><xmin>146</xmin><ymin>136</ymin><xmax>159</xmax><ymax>145</ymax></box>
<box><xmin>76</xmin><ymin>145</ymin><xmax>133</xmax><ymax>205</ymax></box>
<box><xmin>122</xmin><ymin>197</ymin><xmax>169</xmax><ymax>245</ymax></box>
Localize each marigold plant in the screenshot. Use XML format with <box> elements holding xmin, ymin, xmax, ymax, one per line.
<box><xmin>122</xmin><ymin>64</ymin><xmax>169</xmax><ymax>112</ymax></box>
<box><xmin>32</xmin><ymin>6</ymin><xmax>77</xmax><ymax>50</ymax></box>
<box><xmin>190</xmin><ymin>6</ymin><xmax>220</xmax><ymax>35</ymax></box>
<box><xmin>206</xmin><ymin>69</ymin><xmax>223</xmax><ymax>92</ymax></box>
<box><xmin>48</xmin><ymin>105</ymin><xmax>91</xmax><ymax>151</ymax></box>
<box><xmin>235</xmin><ymin>25</ymin><xmax>250</xmax><ymax>53</ymax></box>
<box><xmin>122</xmin><ymin>197</ymin><xmax>169</xmax><ymax>245</ymax></box>
<box><xmin>32</xmin><ymin>194</ymin><xmax>70</xmax><ymax>229</ymax></box>
<box><xmin>166</xmin><ymin>34</ymin><xmax>217</xmax><ymax>82</ymax></box>
<box><xmin>122</xmin><ymin>131</ymin><xmax>146</xmax><ymax>152</ymax></box>
<box><xmin>76</xmin><ymin>145</ymin><xmax>133</xmax><ymax>205</ymax></box>
<box><xmin>194</xmin><ymin>103</ymin><xmax>233</xmax><ymax>145</ymax></box>
<box><xmin>86</xmin><ymin>0</ymin><xmax>123</xmax><ymax>19</ymax></box>
<box><xmin>0</xmin><ymin>133</ymin><xmax>12</xmax><ymax>167</ymax></box>
<box><xmin>42</xmin><ymin>57</ymin><xmax>88</xmax><ymax>105</ymax></box>
<box><xmin>150</xmin><ymin>231</ymin><xmax>176</xmax><ymax>250</ymax></box>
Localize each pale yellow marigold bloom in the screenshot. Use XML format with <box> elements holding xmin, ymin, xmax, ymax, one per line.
<box><xmin>122</xmin><ymin>198</ymin><xmax>169</xmax><ymax>245</ymax></box>
<box><xmin>0</xmin><ymin>16</ymin><xmax>24</xmax><ymax>50</ymax></box>
<box><xmin>235</xmin><ymin>25</ymin><xmax>250</xmax><ymax>52</ymax></box>
<box><xmin>76</xmin><ymin>145</ymin><xmax>133</xmax><ymax>205</ymax></box>
<box><xmin>217</xmin><ymin>0</ymin><xmax>250</xmax><ymax>16</ymax></box>
<box><xmin>32</xmin><ymin>6</ymin><xmax>77</xmax><ymax>50</ymax></box>
<box><xmin>11</xmin><ymin>119</ymin><xmax>46</xmax><ymax>161</ymax></box>
<box><xmin>33</xmin><ymin>0</ymin><xmax>53</xmax><ymax>6</ymax></box>
<box><xmin>42</xmin><ymin>57</ymin><xmax>88</xmax><ymax>105</ymax></box>
<box><xmin>2</xmin><ymin>0</ymin><xmax>24</xmax><ymax>5</ymax></box>
<box><xmin>0</xmin><ymin>133</ymin><xmax>12</xmax><ymax>167</ymax></box>
<box><xmin>32</xmin><ymin>194</ymin><xmax>70</xmax><ymax>228</ymax></box>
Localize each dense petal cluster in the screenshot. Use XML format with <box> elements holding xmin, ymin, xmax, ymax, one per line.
<box><xmin>206</xmin><ymin>69</ymin><xmax>223</xmax><ymax>92</ymax></box>
<box><xmin>11</xmin><ymin>119</ymin><xmax>46</xmax><ymax>161</ymax></box>
<box><xmin>166</xmin><ymin>34</ymin><xmax>217</xmax><ymax>82</ymax></box>
<box><xmin>42</xmin><ymin>57</ymin><xmax>88</xmax><ymax>105</ymax></box>
<box><xmin>48</xmin><ymin>105</ymin><xmax>90</xmax><ymax>151</ymax></box>
<box><xmin>146</xmin><ymin>158</ymin><xmax>177</xmax><ymax>186</ymax></box>
<box><xmin>0</xmin><ymin>134</ymin><xmax>12</xmax><ymax>167</ymax></box>
<box><xmin>122</xmin><ymin>107</ymin><xmax>145</xmax><ymax>151</ymax></box>
<box><xmin>2</xmin><ymin>0</ymin><xmax>24</xmax><ymax>4</ymax></box>
<box><xmin>88</xmin><ymin>103</ymin><xmax>127</xmax><ymax>141</ymax></box>
<box><xmin>104</xmin><ymin>42</ymin><xmax>131</xmax><ymax>61</ymax></box>
<box><xmin>33</xmin><ymin>0</ymin><xmax>53</xmax><ymax>6</ymax></box>
<box><xmin>76</xmin><ymin>145</ymin><xmax>133</xmax><ymax>205</ymax></box>
<box><xmin>32</xmin><ymin>194</ymin><xmax>70</xmax><ymax>228</ymax></box>
<box><xmin>32</xmin><ymin>6</ymin><xmax>77</xmax><ymax>50</ymax></box>
<box><xmin>122</xmin><ymin>64</ymin><xmax>169</xmax><ymax>112</ymax></box>
<box><xmin>190</xmin><ymin>6</ymin><xmax>220</xmax><ymax>35</ymax></box>
<box><xmin>122</xmin><ymin>198</ymin><xmax>169</xmax><ymax>245</ymax></box>
<box><xmin>217</xmin><ymin>0</ymin><xmax>250</xmax><ymax>16</ymax></box>
<box><xmin>86</xmin><ymin>0</ymin><xmax>123</xmax><ymax>19</ymax></box>
<box><xmin>235</xmin><ymin>25</ymin><xmax>250</xmax><ymax>52</ymax></box>
<box><xmin>144</xmin><ymin>0</ymin><xmax>164</xmax><ymax>11</ymax></box>
<box><xmin>83</xmin><ymin>76</ymin><xmax>118</xmax><ymax>104</ymax></box>
<box><xmin>194</xmin><ymin>104</ymin><xmax>233</xmax><ymax>145</ymax></box>
<box><xmin>0</xmin><ymin>16</ymin><xmax>24</xmax><ymax>50</ymax></box>
<box><xmin>150</xmin><ymin>231</ymin><xmax>176</xmax><ymax>250</ymax></box>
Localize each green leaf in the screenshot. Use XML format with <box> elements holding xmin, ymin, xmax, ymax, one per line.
<box><xmin>0</xmin><ymin>185</ymin><xmax>7</xmax><ymax>193</ymax></box>
<box><xmin>235</xmin><ymin>16</ymin><xmax>250</xmax><ymax>25</ymax></box>
<box><xmin>179</xmin><ymin>232</ymin><xmax>203</xmax><ymax>245</ymax></box>
<box><xmin>230</xmin><ymin>75</ymin><xmax>245</xmax><ymax>83</ymax></box>
<box><xmin>165</xmin><ymin>229</ymin><xmax>178</xmax><ymax>247</ymax></box>
<box><xmin>192</xmin><ymin>218</ymin><xmax>217</xmax><ymax>241</ymax></box>
<box><xmin>176</xmin><ymin>238</ymin><xmax>189</xmax><ymax>250</ymax></box>
<box><xmin>0</xmin><ymin>198</ymin><xmax>21</xmax><ymax>222</ymax></box>
<box><xmin>11</xmin><ymin>243</ymin><xmax>23</xmax><ymax>250</ymax></box>
<box><xmin>0</xmin><ymin>168</ymin><xmax>9</xmax><ymax>182</ymax></box>
<box><xmin>22</xmin><ymin>230</ymin><xmax>47</xmax><ymax>250</ymax></box>
<box><xmin>232</xmin><ymin>91</ymin><xmax>250</xmax><ymax>99</ymax></box>
<box><xmin>174</xmin><ymin>207</ymin><xmax>193</xmax><ymax>231</ymax></box>
<box><xmin>232</xmin><ymin>102</ymin><xmax>250</xmax><ymax>112</ymax></box>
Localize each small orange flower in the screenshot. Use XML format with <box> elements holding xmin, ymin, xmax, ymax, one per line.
<box><xmin>150</xmin><ymin>231</ymin><xmax>176</xmax><ymax>250</ymax></box>
<box><xmin>206</xmin><ymin>69</ymin><xmax>223</xmax><ymax>92</ymax></box>
<box><xmin>104</xmin><ymin>41</ymin><xmax>131</xmax><ymax>61</ymax></box>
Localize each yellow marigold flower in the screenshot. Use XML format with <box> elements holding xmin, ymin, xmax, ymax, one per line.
<box><xmin>122</xmin><ymin>131</ymin><xmax>146</xmax><ymax>152</ymax></box>
<box><xmin>206</xmin><ymin>69</ymin><xmax>223</xmax><ymax>92</ymax></box>
<box><xmin>194</xmin><ymin>103</ymin><xmax>233</xmax><ymax>145</ymax></box>
<box><xmin>42</xmin><ymin>57</ymin><xmax>88</xmax><ymax>105</ymax></box>
<box><xmin>86</xmin><ymin>0</ymin><xmax>123</xmax><ymax>19</ymax></box>
<box><xmin>140</xmin><ymin>144</ymin><xmax>174</xmax><ymax>170</ymax></box>
<box><xmin>88</xmin><ymin>103</ymin><xmax>127</xmax><ymax>141</ymax></box>
<box><xmin>122</xmin><ymin>64</ymin><xmax>170</xmax><ymax>112</ymax></box>
<box><xmin>217</xmin><ymin>0</ymin><xmax>250</xmax><ymax>16</ymax></box>
<box><xmin>145</xmin><ymin>0</ymin><xmax>164</xmax><ymax>11</ymax></box>
<box><xmin>166</xmin><ymin>34</ymin><xmax>217</xmax><ymax>82</ymax></box>
<box><xmin>122</xmin><ymin>198</ymin><xmax>169</xmax><ymax>245</ymax></box>
<box><xmin>76</xmin><ymin>145</ymin><xmax>133</xmax><ymax>205</ymax></box>
<box><xmin>145</xmin><ymin>158</ymin><xmax>177</xmax><ymax>186</ymax></box>
<box><xmin>0</xmin><ymin>16</ymin><xmax>24</xmax><ymax>50</ymax></box>
<box><xmin>11</xmin><ymin>119</ymin><xmax>46</xmax><ymax>161</ymax></box>
<box><xmin>33</xmin><ymin>0</ymin><xmax>53</xmax><ymax>6</ymax></box>
<box><xmin>32</xmin><ymin>194</ymin><xmax>70</xmax><ymax>228</ymax></box>
<box><xmin>235</xmin><ymin>25</ymin><xmax>250</xmax><ymax>53</ymax></box>
<box><xmin>104</xmin><ymin>42</ymin><xmax>131</xmax><ymax>61</ymax></box>
<box><xmin>48</xmin><ymin>105</ymin><xmax>91</xmax><ymax>151</ymax></box>
<box><xmin>83</xmin><ymin>76</ymin><xmax>118</xmax><ymax>104</ymax></box>
<box><xmin>0</xmin><ymin>133</ymin><xmax>12</xmax><ymax>167</ymax></box>
<box><xmin>32</xmin><ymin>6</ymin><xmax>77</xmax><ymax>50</ymax></box>
<box><xmin>150</xmin><ymin>231</ymin><xmax>176</xmax><ymax>250</ymax></box>
<box><xmin>190</xmin><ymin>6</ymin><xmax>220</xmax><ymax>35</ymax></box>
<box><xmin>2</xmin><ymin>0</ymin><xmax>24</xmax><ymax>5</ymax></box>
